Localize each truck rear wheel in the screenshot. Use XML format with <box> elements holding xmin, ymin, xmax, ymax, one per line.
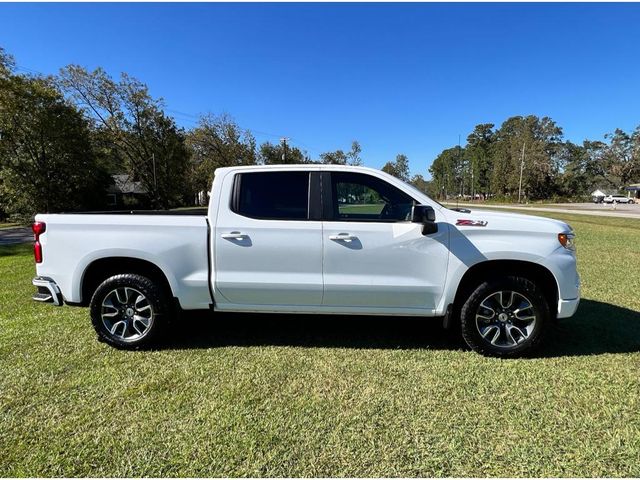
<box><xmin>460</xmin><ymin>276</ymin><xmax>550</xmax><ymax>358</ymax></box>
<box><xmin>89</xmin><ymin>273</ymin><xmax>168</xmax><ymax>349</ymax></box>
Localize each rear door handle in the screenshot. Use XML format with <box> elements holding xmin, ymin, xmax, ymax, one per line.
<box><xmin>221</xmin><ymin>231</ymin><xmax>246</xmax><ymax>240</ymax></box>
<box><xmin>329</xmin><ymin>233</ymin><xmax>357</xmax><ymax>242</ymax></box>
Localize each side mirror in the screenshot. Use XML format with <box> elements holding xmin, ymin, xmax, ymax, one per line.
<box><xmin>411</xmin><ymin>204</ymin><xmax>438</xmax><ymax>235</ymax></box>
<box><xmin>411</xmin><ymin>204</ymin><xmax>436</xmax><ymax>223</ymax></box>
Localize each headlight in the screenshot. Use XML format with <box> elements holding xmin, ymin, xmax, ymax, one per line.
<box><xmin>558</xmin><ymin>232</ymin><xmax>576</xmax><ymax>251</ymax></box>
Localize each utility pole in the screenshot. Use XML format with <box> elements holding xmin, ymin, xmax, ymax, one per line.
<box><xmin>471</xmin><ymin>159</ymin><xmax>475</xmax><ymax>202</ymax></box>
<box><xmin>152</xmin><ymin>153</ymin><xmax>158</xmax><ymax>207</ymax></box>
<box><xmin>517</xmin><ymin>142</ymin><xmax>526</xmax><ymax>203</ymax></box>
<box><xmin>280</xmin><ymin>137</ymin><xmax>289</xmax><ymax>163</ymax></box>
<box><xmin>458</xmin><ymin>135</ymin><xmax>463</xmax><ymax>203</ymax></box>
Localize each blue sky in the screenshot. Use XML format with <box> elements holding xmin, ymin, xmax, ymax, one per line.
<box><xmin>1</xmin><ymin>2</ymin><xmax>640</xmax><ymax>177</ymax></box>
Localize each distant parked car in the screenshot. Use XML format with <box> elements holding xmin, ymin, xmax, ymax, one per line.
<box><xmin>603</xmin><ymin>195</ymin><xmax>635</xmax><ymax>204</ymax></box>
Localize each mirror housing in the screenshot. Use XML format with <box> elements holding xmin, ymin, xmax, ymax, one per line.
<box><xmin>411</xmin><ymin>204</ymin><xmax>438</xmax><ymax>235</ymax></box>
<box><xmin>411</xmin><ymin>204</ymin><xmax>436</xmax><ymax>223</ymax></box>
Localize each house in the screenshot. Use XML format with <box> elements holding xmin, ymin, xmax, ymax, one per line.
<box><xmin>107</xmin><ymin>174</ymin><xmax>148</xmax><ymax>208</ymax></box>
<box><xmin>590</xmin><ymin>189</ymin><xmax>608</xmax><ymax>203</ymax></box>
<box><xmin>625</xmin><ymin>183</ymin><xmax>640</xmax><ymax>200</ymax></box>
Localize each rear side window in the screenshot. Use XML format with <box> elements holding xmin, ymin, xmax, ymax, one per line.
<box><xmin>234</xmin><ymin>172</ymin><xmax>310</xmax><ymax>220</ymax></box>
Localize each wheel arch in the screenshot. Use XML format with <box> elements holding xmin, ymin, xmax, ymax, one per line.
<box><xmin>452</xmin><ymin>259</ymin><xmax>559</xmax><ymax>318</ymax></box>
<box><xmin>80</xmin><ymin>256</ymin><xmax>174</xmax><ymax>306</ymax></box>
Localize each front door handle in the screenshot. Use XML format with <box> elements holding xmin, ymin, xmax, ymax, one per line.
<box><xmin>221</xmin><ymin>231</ymin><xmax>246</xmax><ymax>240</ymax></box>
<box><xmin>329</xmin><ymin>233</ymin><xmax>357</xmax><ymax>242</ymax></box>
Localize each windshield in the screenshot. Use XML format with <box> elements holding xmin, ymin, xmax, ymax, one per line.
<box><xmin>401</xmin><ymin>181</ymin><xmax>446</xmax><ymax>208</ymax></box>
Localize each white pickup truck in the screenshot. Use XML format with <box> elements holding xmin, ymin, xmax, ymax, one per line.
<box><xmin>32</xmin><ymin>165</ymin><xmax>580</xmax><ymax>357</ymax></box>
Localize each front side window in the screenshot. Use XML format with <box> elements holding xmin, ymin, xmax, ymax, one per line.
<box><xmin>235</xmin><ymin>171</ymin><xmax>309</xmax><ymax>220</ymax></box>
<box><xmin>330</xmin><ymin>172</ymin><xmax>415</xmax><ymax>222</ymax></box>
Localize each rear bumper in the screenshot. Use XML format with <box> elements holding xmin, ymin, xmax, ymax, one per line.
<box><xmin>32</xmin><ymin>276</ymin><xmax>63</xmax><ymax>306</ymax></box>
<box><xmin>557</xmin><ymin>297</ymin><xmax>580</xmax><ymax>319</ymax></box>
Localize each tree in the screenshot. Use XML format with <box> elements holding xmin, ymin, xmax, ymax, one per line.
<box><xmin>559</xmin><ymin>140</ymin><xmax>611</xmax><ymax>197</ymax></box>
<box><xmin>489</xmin><ymin>116</ymin><xmax>564</xmax><ymax>200</ymax></box>
<box><xmin>382</xmin><ymin>154</ymin><xmax>410</xmax><ymax>182</ymax></box>
<box><xmin>319</xmin><ymin>141</ymin><xmax>362</xmax><ymax>165</ymax></box>
<box><xmin>59</xmin><ymin>65</ymin><xmax>190</xmax><ymax>209</ymax></box>
<box><xmin>0</xmin><ymin>70</ymin><xmax>109</xmax><ymax>218</ymax></box>
<box><xmin>429</xmin><ymin>146</ymin><xmax>464</xmax><ymax>199</ymax></box>
<box><xmin>0</xmin><ymin>47</ymin><xmax>16</xmax><ymax>77</ymax></box>
<box><xmin>466</xmin><ymin>123</ymin><xmax>494</xmax><ymax>197</ymax></box>
<box><xmin>186</xmin><ymin>113</ymin><xmax>257</xmax><ymax>194</ymax></box>
<box><xmin>603</xmin><ymin>128</ymin><xmax>640</xmax><ymax>188</ymax></box>
<box><xmin>259</xmin><ymin>140</ymin><xmax>307</xmax><ymax>165</ymax></box>
<box><xmin>409</xmin><ymin>174</ymin><xmax>430</xmax><ymax>194</ymax></box>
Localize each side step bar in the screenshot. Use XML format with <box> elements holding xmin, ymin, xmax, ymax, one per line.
<box><xmin>32</xmin><ymin>277</ymin><xmax>63</xmax><ymax>306</ymax></box>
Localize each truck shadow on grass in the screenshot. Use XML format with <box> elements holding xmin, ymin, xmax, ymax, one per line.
<box><xmin>162</xmin><ymin>299</ymin><xmax>640</xmax><ymax>357</ymax></box>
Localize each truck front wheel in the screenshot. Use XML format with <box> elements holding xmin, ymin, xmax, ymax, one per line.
<box><xmin>89</xmin><ymin>274</ymin><xmax>168</xmax><ymax>349</ymax></box>
<box><xmin>460</xmin><ymin>276</ymin><xmax>550</xmax><ymax>358</ymax></box>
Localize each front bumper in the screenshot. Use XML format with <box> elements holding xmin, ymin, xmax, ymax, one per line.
<box><xmin>557</xmin><ymin>297</ymin><xmax>580</xmax><ymax>319</ymax></box>
<box><xmin>32</xmin><ymin>276</ymin><xmax>63</xmax><ymax>306</ymax></box>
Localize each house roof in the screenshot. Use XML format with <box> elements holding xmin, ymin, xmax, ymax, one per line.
<box><xmin>107</xmin><ymin>174</ymin><xmax>147</xmax><ymax>194</ymax></box>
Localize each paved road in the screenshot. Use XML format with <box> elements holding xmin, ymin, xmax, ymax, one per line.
<box><xmin>444</xmin><ymin>202</ymin><xmax>640</xmax><ymax>219</ymax></box>
<box><xmin>0</xmin><ymin>227</ymin><xmax>33</xmax><ymax>246</ymax></box>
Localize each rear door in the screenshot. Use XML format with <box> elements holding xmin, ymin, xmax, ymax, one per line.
<box><xmin>321</xmin><ymin>171</ymin><xmax>449</xmax><ymax>312</ymax></box>
<box><xmin>214</xmin><ymin>170</ymin><xmax>323</xmax><ymax>307</ymax></box>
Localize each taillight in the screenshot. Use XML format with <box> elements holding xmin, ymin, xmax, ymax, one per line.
<box><xmin>32</xmin><ymin>221</ymin><xmax>46</xmax><ymax>263</ymax></box>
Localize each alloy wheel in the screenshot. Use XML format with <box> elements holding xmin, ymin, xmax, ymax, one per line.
<box><xmin>475</xmin><ymin>290</ymin><xmax>537</xmax><ymax>348</ymax></box>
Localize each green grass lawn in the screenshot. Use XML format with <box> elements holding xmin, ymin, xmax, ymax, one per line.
<box><xmin>339</xmin><ymin>203</ymin><xmax>385</xmax><ymax>215</ymax></box>
<box><xmin>0</xmin><ymin>222</ymin><xmax>24</xmax><ymax>230</ymax></box>
<box><xmin>1</xmin><ymin>212</ymin><xmax>639</xmax><ymax>477</ymax></box>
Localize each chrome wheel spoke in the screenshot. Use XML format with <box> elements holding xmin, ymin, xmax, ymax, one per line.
<box><xmin>507</xmin><ymin>324</ymin><xmax>528</xmax><ymax>343</ymax></box>
<box><xmin>477</xmin><ymin>301</ymin><xmax>496</xmax><ymax>321</ymax></box>
<box><xmin>504</xmin><ymin>325</ymin><xmax>518</xmax><ymax>345</ymax></box>
<box><xmin>480</xmin><ymin>325</ymin><xmax>500</xmax><ymax>344</ymax></box>
<box><xmin>132</xmin><ymin>315</ymin><xmax>150</xmax><ymax>335</ymax></box>
<box><xmin>131</xmin><ymin>318</ymin><xmax>144</xmax><ymax>335</ymax></box>
<box><xmin>497</xmin><ymin>291</ymin><xmax>514</xmax><ymax>309</ymax></box>
<box><xmin>115</xmin><ymin>288</ymin><xmax>128</xmax><ymax>305</ymax></box>
<box><xmin>110</xmin><ymin>320</ymin><xmax>126</xmax><ymax>337</ymax></box>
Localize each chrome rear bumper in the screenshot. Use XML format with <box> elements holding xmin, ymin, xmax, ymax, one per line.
<box><xmin>32</xmin><ymin>276</ymin><xmax>63</xmax><ymax>306</ymax></box>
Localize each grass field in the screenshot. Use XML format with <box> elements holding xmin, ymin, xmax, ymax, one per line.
<box><xmin>1</xmin><ymin>211</ymin><xmax>639</xmax><ymax>477</ymax></box>
<box><xmin>0</xmin><ymin>222</ymin><xmax>24</xmax><ymax>230</ymax></box>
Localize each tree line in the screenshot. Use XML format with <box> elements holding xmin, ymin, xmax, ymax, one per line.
<box><xmin>429</xmin><ymin>116</ymin><xmax>640</xmax><ymax>202</ymax></box>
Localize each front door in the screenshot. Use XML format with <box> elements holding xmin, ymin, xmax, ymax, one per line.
<box><xmin>214</xmin><ymin>170</ymin><xmax>323</xmax><ymax>307</ymax></box>
<box><xmin>321</xmin><ymin>171</ymin><xmax>449</xmax><ymax>312</ymax></box>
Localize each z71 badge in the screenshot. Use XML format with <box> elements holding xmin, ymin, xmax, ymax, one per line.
<box><xmin>456</xmin><ymin>219</ymin><xmax>488</xmax><ymax>227</ymax></box>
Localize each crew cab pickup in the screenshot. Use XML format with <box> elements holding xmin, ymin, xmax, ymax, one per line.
<box><xmin>32</xmin><ymin>165</ymin><xmax>580</xmax><ymax>357</ymax></box>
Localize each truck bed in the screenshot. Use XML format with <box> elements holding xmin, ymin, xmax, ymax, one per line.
<box><xmin>34</xmin><ymin>212</ymin><xmax>212</xmax><ymax>310</ymax></box>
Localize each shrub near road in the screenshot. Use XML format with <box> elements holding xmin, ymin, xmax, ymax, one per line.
<box><xmin>1</xmin><ymin>212</ymin><xmax>639</xmax><ymax>477</ymax></box>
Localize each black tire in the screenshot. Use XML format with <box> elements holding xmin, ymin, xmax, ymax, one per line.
<box><xmin>90</xmin><ymin>273</ymin><xmax>169</xmax><ymax>349</ymax></box>
<box><xmin>459</xmin><ymin>276</ymin><xmax>550</xmax><ymax>358</ymax></box>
